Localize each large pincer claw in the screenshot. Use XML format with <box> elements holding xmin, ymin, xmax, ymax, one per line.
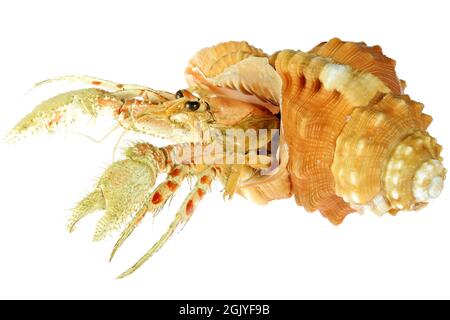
<box><xmin>68</xmin><ymin>143</ymin><xmax>165</xmax><ymax>241</ymax></box>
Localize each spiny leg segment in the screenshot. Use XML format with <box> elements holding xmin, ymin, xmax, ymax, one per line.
<box><xmin>110</xmin><ymin>165</ymin><xmax>191</xmax><ymax>261</ymax></box>
<box><xmin>117</xmin><ymin>166</ymin><xmax>218</xmax><ymax>279</ymax></box>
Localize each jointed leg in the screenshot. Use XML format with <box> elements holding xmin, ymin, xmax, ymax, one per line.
<box><xmin>117</xmin><ymin>166</ymin><xmax>217</xmax><ymax>278</ymax></box>
<box><xmin>110</xmin><ymin>165</ymin><xmax>191</xmax><ymax>261</ymax></box>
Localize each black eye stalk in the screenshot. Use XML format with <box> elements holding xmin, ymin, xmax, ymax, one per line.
<box><xmin>175</xmin><ymin>90</ymin><xmax>184</xmax><ymax>99</ymax></box>
<box><xmin>185</xmin><ymin>100</ymin><xmax>200</xmax><ymax>111</ymax></box>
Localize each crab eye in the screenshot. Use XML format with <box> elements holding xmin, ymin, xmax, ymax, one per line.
<box><xmin>185</xmin><ymin>100</ymin><xmax>200</xmax><ymax>111</ymax></box>
<box><xmin>175</xmin><ymin>90</ymin><xmax>184</xmax><ymax>99</ymax></box>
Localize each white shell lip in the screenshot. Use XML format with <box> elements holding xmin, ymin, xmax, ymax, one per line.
<box><xmin>413</xmin><ymin>159</ymin><xmax>445</xmax><ymax>203</ymax></box>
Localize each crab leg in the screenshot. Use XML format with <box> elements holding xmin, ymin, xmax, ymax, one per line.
<box><xmin>117</xmin><ymin>166</ymin><xmax>217</xmax><ymax>278</ymax></box>
<box><xmin>109</xmin><ymin>165</ymin><xmax>191</xmax><ymax>261</ymax></box>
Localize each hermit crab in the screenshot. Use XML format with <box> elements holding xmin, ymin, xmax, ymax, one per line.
<box><xmin>8</xmin><ymin>39</ymin><xmax>446</xmax><ymax>277</ymax></box>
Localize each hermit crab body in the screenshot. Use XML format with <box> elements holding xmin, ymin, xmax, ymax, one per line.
<box><xmin>8</xmin><ymin>39</ymin><xmax>445</xmax><ymax>277</ymax></box>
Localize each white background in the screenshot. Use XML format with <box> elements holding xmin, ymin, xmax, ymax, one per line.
<box><xmin>1</xmin><ymin>0</ymin><xmax>449</xmax><ymax>299</ymax></box>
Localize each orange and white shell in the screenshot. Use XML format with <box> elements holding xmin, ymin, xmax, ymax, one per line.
<box><xmin>185</xmin><ymin>39</ymin><xmax>446</xmax><ymax>224</ymax></box>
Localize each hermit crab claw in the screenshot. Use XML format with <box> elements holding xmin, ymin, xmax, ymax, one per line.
<box><xmin>6</xmin><ymin>88</ymin><xmax>118</xmax><ymax>142</ymax></box>
<box><xmin>6</xmin><ymin>75</ymin><xmax>176</xmax><ymax>143</ymax></box>
<box><xmin>68</xmin><ymin>143</ymin><xmax>165</xmax><ymax>241</ymax></box>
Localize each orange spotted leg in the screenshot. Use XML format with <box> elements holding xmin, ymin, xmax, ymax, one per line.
<box><xmin>110</xmin><ymin>165</ymin><xmax>190</xmax><ymax>261</ymax></box>
<box><xmin>117</xmin><ymin>166</ymin><xmax>217</xmax><ymax>278</ymax></box>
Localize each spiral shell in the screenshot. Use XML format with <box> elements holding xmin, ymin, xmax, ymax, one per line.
<box><xmin>185</xmin><ymin>39</ymin><xmax>445</xmax><ymax>224</ymax></box>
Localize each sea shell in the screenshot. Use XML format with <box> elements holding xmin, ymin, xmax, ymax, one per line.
<box><xmin>187</xmin><ymin>38</ymin><xmax>445</xmax><ymax>224</ymax></box>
